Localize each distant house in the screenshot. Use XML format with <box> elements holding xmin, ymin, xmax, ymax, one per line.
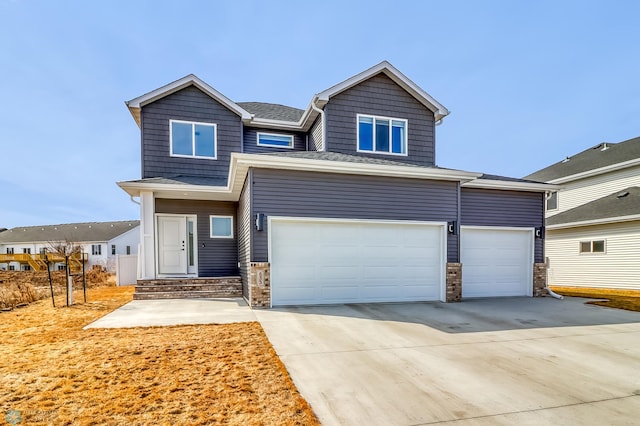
<box><xmin>525</xmin><ymin>136</ymin><xmax>640</xmax><ymax>290</ymax></box>
<box><xmin>0</xmin><ymin>221</ymin><xmax>140</xmax><ymax>273</ymax></box>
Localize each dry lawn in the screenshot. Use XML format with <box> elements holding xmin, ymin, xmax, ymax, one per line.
<box><xmin>0</xmin><ymin>286</ymin><xmax>319</xmax><ymax>425</ymax></box>
<box><xmin>550</xmin><ymin>286</ymin><xmax>640</xmax><ymax>312</ymax></box>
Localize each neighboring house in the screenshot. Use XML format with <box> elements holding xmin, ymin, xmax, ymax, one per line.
<box><xmin>0</xmin><ymin>221</ymin><xmax>140</xmax><ymax>273</ymax></box>
<box><xmin>525</xmin><ymin>136</ymin><xmax>640</xmax><ymax>290</ymax></box>
<box><xmin>118</xmin><ymin>61</ymin><xmax>553</xmax><ymax>308</ymax></box>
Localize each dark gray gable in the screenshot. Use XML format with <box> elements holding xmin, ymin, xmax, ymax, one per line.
<box><xmin>323</xmin><ymin>73</ymin><xmax>436</xmax><ymax>167</ymax></box>
<box><xmin>141</xmin><ymin>85</ymin><xmax>241</xmax><ymax>181</ymax></box>
<box><xmin>547</xmin><ymin>186</ymin><xmax>640</xmax><ymax>226</ymax></box>
<box><xmin>525</xmin><ymin>136</ymin><xmax>640</xmax><ymax>182</ymax></box>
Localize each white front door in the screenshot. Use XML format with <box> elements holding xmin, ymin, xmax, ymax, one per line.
<box><xmin>157</xmin><ymin>215</ymin><xmax>188</xmax><ymax>275</ymax></box>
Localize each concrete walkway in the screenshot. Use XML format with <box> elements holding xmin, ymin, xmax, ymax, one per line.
<box><xmin>84</xmin><ymin>298</ymin><xmax>256</xmax><ymax>329</ymax></box>
<box><xmin>255</xmin><ymin>297</ymin><xmax>640</xmax><ymax>426</ymax></box>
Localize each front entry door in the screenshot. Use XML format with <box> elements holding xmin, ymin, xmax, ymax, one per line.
<box><xmin>157</xmin><ymin>215</ymin><xmax>188</xmax><ymax>275</ymax></box>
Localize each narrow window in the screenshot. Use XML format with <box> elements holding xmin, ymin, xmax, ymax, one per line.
<box><xmin>111</xmin><ymin>245</ymin><xmax>116</xmax><ymax>255</ymax></box>
<box><xmin>357</xmin><ymin>114</ymin><xmax>407</xmax><ymax>155</ymax></box>
<box><xmin>126</xmin><ymin>245</ymin><xmax>131</xmax><ymax>255</ymax></box>
<box><xmin>170</xmin><ymin>120</ymin><xmax>217</xmax><ymax>159</ymax></box>
<box><xmin>257</xmin><ymin>132</ymin><xmax>294</xmax><ymax>148</ymax></box>
<box><xmin>210</xmin><ymin>215</ymin><xmax>233</xmax><ymax>238</ymax></box>
<box><xmin>23</xmin><ymin>248</ymin><xmax>31</xmax><ymax>254</ymax></box>
<box><xmin>92</xmin><ymin>245</ymin><xmax>102</xmax><ymax>255</ymax></box>
<box><xmin>546</xmin><ymin>192</ymin><xmax>558</xmax><ymax>211</ymax></box>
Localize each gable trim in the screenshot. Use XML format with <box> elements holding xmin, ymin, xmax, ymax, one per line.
<box><xmin>126</xmin><ymin>74</ymin><xmax>253</xmax><ymax>127</ymax></box>
<box><xmin>315</xmin><ymin>61</ymin><xmax>450</xmax><ymax>122</ymax></box>
<box><xmin>546</xmin><ymin>214</ymin><xmax>640</xmax><ymax>230</ymax></box>
<box><xmin>462</xmin><ymin>178</ymin><xmax>560</xmax><ymax>192</ymax></box>
<box><xmin>548</xmin><ymin>158</ymin><xmax>640</xmax><ymax>184</ymax></box>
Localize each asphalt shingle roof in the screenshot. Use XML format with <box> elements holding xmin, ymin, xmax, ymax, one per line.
<box><xmin>236</xmin><ymin>102</ymin><xmax>305</xmax><ymax>122</ymax></box>
<box><xmin>525</xmin><ymin>136</ymin><xmax>640</xmax><ymax>182</ymax></box>
<box><xmin>547</xmin><ymin>186</ymin><xmax>640</xmax><ymax>226</ymax></box>
<box><xmin>0</xmin><ymin>220</ymin><xmax>139</xmax><ymax>244</ymax></box>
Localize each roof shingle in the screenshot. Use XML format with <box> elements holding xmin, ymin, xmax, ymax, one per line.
<box><xmin>547</xmin><ymin>186</ymin><xmax>640</xmax><ymax>226</ymax></box>
<box><xmin>0</xmin><ymin>221</ymin><xmax>140</xmax><ymax>244</ymax></box>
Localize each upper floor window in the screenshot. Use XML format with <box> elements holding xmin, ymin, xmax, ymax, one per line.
<box><xmin>111</xmin><ymin>245</ymin><xmax>116</xmax><ymax>255</ymax></box>
<box><xmin>170</xmin><ymin>120</ymin><xmax>217</xmax><ymax>159</ymax></box>
<box><xmin>357</xmin><ymin>114</ymin><xmax>407</xmax><ymax>155</ymax></box>
<box><xmin>546</xmin><ymin>191</ymin><xmax>558</xmax><ymax>211</ymax></box>
<box><xmin>257</xmin><ymin>132</ymin><xmax>294</xmax><ymax>149</ymax></box>
<box><xmin>23</xmin><ymin>248</ymin><xmax>31</xmax><ymax>254</ymax></box>
<box><xmin>92</xmin><ymin>244</ymin><xmax>102</xmax><ymax>256</ymax></box>
<box><xmin>6</xmin><ymin>247</ymin><xmax>14</xmax><ymax>254</ymax></box>
<box><xmin>580</xmin><ymin>240</ymin><xmax>605</xmax><ymax>254</ymax></box>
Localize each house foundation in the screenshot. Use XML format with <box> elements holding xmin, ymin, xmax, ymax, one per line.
<box><xmin>446</xmin><ymin>263</ymin><xmax>462</xmax><ymax>302</ymax></box>
<box><xmin>249</xmin><ymin>262</ymin><xmax>271</xmax><ymax>308</ymax></box>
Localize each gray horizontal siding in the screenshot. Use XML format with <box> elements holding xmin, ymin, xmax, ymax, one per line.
<box><xmin>309</xmin><ymin>116</ymin><xmax>323</xmax><ymax>151</ymax></box>
<box><xmin>324</xmin><ymin>73</ymin><xmax>435</xmax><ymax>166</ymax></box>
<box><xmin>250</xmin><ymin>169</ymin><xmax>459</xmax><ymax>263</ymax></box>
<box><xmin>461</xmin><ymin>188</ymin><xmax>545</xmax><ymax>262</ymax></box>
<box><xmin>155</xmin><ymin>199</ymin><xmax>239</xmax><ymax>276</ymax></box>
<box><xmin>237</xmin><ymin>174</ymin><xmax>252</xmax><ymax>299</ymax></box>
<box><xmin>242</xmin><ymin>127</ymin><xmax>306</xmax><ymax>153</ymax></box>
<box><xmin>141</xmin><ymin>85</ymin><xmax>241</xmax><ymax>181</ymax></box>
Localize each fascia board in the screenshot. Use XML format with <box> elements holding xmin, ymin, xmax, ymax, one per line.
<box><xmin>126</xmin><ymin>74</ymin><xmax>252</xmax><ymax>121</ymax></box>
<box><xmin>232</xmin><ymin>153</ymin><xmax>481</xmax><ymax>182</ymax></box>
<box><xmin>315</xmin><ymin>61</ymin><xmax>450</xmax><ymax>121</ymax></box>
<box><xmin>549</xmin><ymin>158</ymin><xmax>640</xmax><ymax>184</ymax></box>
<box><xmin>462</xmin><ymin>179</ymin><xmax>560</xmax><ymax>192</ymax></box>
<box><xmin>546</xmin><ymin>214</ymin><xmax>640</xmax><ymax>230</ymax></box>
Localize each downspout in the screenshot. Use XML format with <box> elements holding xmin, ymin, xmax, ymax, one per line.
<box><xmin>544</xmin><ymin>257</ymin><xmax>564</xmax><ymax>300</ymax></box>
<box><xmin>129</xmin><ymin>195</ymin><xmax>141</xmax><ymax>206</ymax></box>
<box><xmin>311</xmin><ymin>98</ymin><xmax>325</xmax><ymax>151</ymax></box>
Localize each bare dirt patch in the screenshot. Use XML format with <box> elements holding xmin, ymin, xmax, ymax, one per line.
<box><xmin>550</xmin><ymin>286</ymin><xmax>640</xmax><ymax>312</ymax></box>
<box><xmin>0</xmin><ymin>286</ymin><xmax>319</xmax><ymax>425</ymax></box>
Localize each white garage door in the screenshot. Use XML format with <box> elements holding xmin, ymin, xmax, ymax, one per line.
<box><xmin>461</xmin><ymin>227</ymin><xmax>533</xmax><ymax>298</ymax></box>
<box><xmin>270</xmin><ymin>218</ymin><xmax>445</xmax><ymax>306</ymax></box>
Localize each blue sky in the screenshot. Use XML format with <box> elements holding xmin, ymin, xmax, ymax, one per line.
<box><xmin>1</xmin><ymin>0</ymin><xmax>638</xmax><ymax>229</ymax></box>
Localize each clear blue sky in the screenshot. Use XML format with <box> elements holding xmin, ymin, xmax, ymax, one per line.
<box><xmin>1</xmin><ymin>1</ymin><xmax>638</xmax><ymax>229</ymax></box>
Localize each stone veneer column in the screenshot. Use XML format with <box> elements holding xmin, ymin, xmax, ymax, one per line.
<box><xmin>533</xmin><ymin>263</ymin><xmax>548</xmax><ymax>297</ymax></box>
<box><xmin>249</xmin><ymin>262</ymin><xmax>271</xmax><ymax>308</ymax></box>
<box><xmin>446</xmin><ymin>263</ymin><xmax>462</xmax><ymax>302</ymax></box>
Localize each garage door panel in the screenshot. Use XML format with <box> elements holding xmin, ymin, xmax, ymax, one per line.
<box><xmin>271</xmin><ymin>219</ymin><xmax>444</xmax><ymax>306</ymax></box>
<box><xmin>461</xmin><ymin>228</ymin><xmax>532</xmax><ymax>298</ymax></box>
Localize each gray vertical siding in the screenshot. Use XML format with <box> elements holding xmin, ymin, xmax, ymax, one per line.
<box><xmin>155</xmin><ymin>199</ymin><xmax>239</xmax><ymax>276</ymax></box>
<box><xmin>309</xmin><ymin>116</ymin><xmax>323</xmax><ymax>151</ymax></box>
<box><xmin>236</xmin><ymin>173</ymin><xmax>252</xmax><ymax>298</ymax></box>
<box><xmin>324</xmin><ymin>73</ymin><xmax>436</xmax><ymax>166</ymax></box>
<box><xmin>250</xmin><ymin>169</ymin><xmax>459</xmax><ymax>263</ymax></box>
<box><xmin>242</xmin><ymin>127</ymin><xmax>306</xmax><ymax>153</ymax></box>
<box><xmin>460</xmin><ymin>188</ymin><xmax>545</xmax><ymax>262</ymax></box>
<box><xmin>141</xmin><ymin>85</ymin><xmax>241</xmax><ymax>181</ymax></box>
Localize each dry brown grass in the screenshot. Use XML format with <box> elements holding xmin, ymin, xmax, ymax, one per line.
<box><xmin>0</xmin><ymin>286</ymin><xmax>319</xmax><ymax>425</ymax></box>
<box><xmin>550</xmin><ymin>286</ymin><xmax>640</xmax><ymax>312</ymax></box>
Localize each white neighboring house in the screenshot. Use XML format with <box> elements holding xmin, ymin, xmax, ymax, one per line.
<box><xmin>0</xmin><ymin>221</ymin><xmax>140</xmax><ymax>273</ymax></box>
<box><xmin>525</xmin><ymin>136</ymin><xmax>640</xmax><ymax>290</ymax></box>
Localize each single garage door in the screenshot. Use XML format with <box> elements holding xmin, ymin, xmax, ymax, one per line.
<box><xmin>461</xmin><ymin>227</ymin><xmax>533</xmax><ymax>298</ymax></box>
<box><xmin>270</xmin><ymin>218</ymin><xmax>445</xmax><ymax>306</ymax></box>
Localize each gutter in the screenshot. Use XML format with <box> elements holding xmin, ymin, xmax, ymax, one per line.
<box><xmin>310</xmin><ymin>96</ymin><xmax>326</xmax><ymax>151</ymax></box>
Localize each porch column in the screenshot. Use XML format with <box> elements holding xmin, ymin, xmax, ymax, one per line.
<box><xmin>139</xmin><ymin>191</ymin><xmax>156</xmax><ymax>280</ymax></box>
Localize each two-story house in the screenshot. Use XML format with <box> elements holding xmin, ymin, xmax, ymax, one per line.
<box><xmin>525</xmin><ymin>136</ymin><xmax>640</xmax><ymax>290</ymax></box>
<box><xmin>0</xmin><ymin>220</ymin><xmax>140</xmax><ymax>272</ymax></box>
<box><xmin>118</xmin><ymin>61</ymin><xmax>553</xmax><ymax>307</ymax></box>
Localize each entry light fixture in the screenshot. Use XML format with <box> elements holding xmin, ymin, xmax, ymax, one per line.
<box><xmin>447</xmin><ymin>221</ymin><xmax>457</xmax><ymax>235</ymax></box>
<box><xmin>535</xmin><ymin>227</ymin><xmax>545</xmax><ymax>239</ymax></box>
<box><xmin>255</xmin><ymin>213</ymin><xmax>266</xmax><ymax>231</ymax></box>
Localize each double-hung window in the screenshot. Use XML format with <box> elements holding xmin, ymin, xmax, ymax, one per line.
<box><xmin>357</xmin><ymin>114</ymin><xmax>407</xmax><ymax>155</ymax></box>
<box><xmin>257</xmin><ymin>132</ymin><xmax>294</xmax><ymax>148</ymax></box>
<box><xmin>170</xmin><ymin>120</ymin><xmax>217</xmax><ymax>159</ymax></box>
<box><xmin>92</xmin><ymin>244</ymin><xmax>102</xmax><ymax>255</ymax></box>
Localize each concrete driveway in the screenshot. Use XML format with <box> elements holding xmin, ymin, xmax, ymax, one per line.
<box><xmin>254</xmin><ymin>297</ymin><xmax>640</xmax><ymax>425</ymax></box>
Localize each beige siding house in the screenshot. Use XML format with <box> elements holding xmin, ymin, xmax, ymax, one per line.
<box><xmin>525</xmin><ymin>136</ymin><xmax>640</xmax><ymax>290</ymax></box>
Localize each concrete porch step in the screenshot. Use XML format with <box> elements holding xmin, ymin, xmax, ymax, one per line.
<box><xmin>133</xmin><ymin>290</ymin><xmax>241</xmax><ymax>300</ymax></box>
<box><xmin>134</xmin><ymin>276</ymin><xmax>242</xmax><ymax>300</ymax></box>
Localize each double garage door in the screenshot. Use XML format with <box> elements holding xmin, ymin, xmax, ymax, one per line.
<box><xmin>270</xmin><ymin>219</ymin><xmax>445</xmax><ymax>306</ymax></box>
<box><xmin>269</xmin><ymin>218</ymin><xmax>534</xmax><ymax>307</ymax></box>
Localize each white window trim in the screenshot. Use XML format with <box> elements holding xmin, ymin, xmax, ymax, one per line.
<box><xmin>169</xmin><ymin>119</ymin><xmax>218</xmax><ymax>160</ymax></box>
<box><xmin>579</xmin><ymin>239</ymin><xmax>606</xmax><ymax>255</ymax></box>
<box><xmin>546</xmin><ymin>191</ymin><xmax>559</xmax><ymax>211</ymax></box>
<box><xmin>257</xmin><ymin>132</ymin><xmax>294</xmax><ymax>149</ymax></box>
<box><xmin>356</xmin><ymin>113</ymin><xmax>408</xmax><ymax>156</ymax></box>
<box><xmin>209</xmin><ymin>215</ymin><xmax>234</xmax><ymax>239</ymax></box>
